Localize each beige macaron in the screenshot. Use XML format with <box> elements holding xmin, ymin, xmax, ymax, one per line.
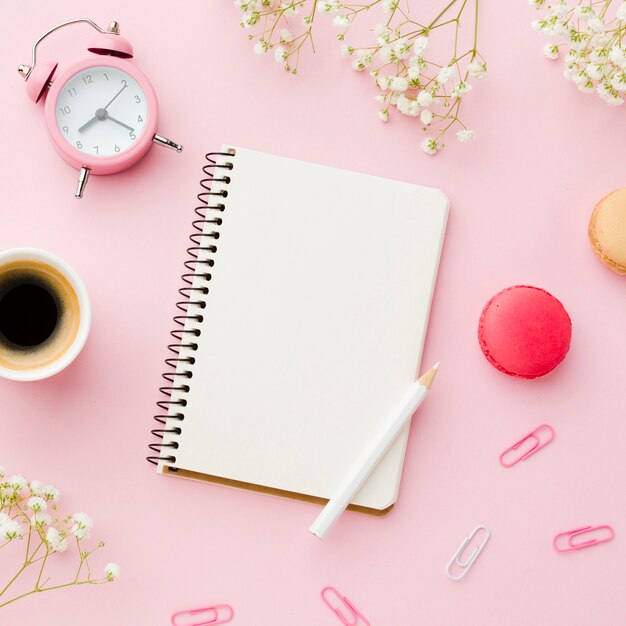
<box><xmin>589</xmin><ymin>188</ymin><xmax>626</xmax><ymax>275</ymax></box>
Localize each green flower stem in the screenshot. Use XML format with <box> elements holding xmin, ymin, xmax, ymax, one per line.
<box><xmin>0</xmin><ymin>563</ymin><xmax>28</xmax><ymax>598</ymax></box>
<box><xmin>0</xmin><ymin>578</ymin><xmax>110</xmax><ymax>610</ymax></box>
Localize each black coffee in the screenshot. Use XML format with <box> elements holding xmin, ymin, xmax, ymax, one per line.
<box><xmin>0</xmin><ymin>274</ymin><xmax>59</xmax><ymax>348</ymax></box>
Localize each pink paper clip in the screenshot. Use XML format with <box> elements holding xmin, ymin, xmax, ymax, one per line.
<box><xmin>321</xmin><ymin>586</ymin><xmax>370</xmax><ymax>626</ymax></box>
<box><xmin>553</xmin><ymin>525</ymin><xmax>615</xmax><ymax>552</ymax></box>
<box><xmin>171</xmin><ymin>604</ymin><xmax>234</xmax><ymax>626</ymax></box>
<box><xmin>499</xmin><ymin>423</ymin><xmax>555</xmax><ymax>468</ymax></box>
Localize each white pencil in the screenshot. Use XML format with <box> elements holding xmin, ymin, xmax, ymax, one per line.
<box><xmin>309</xmin><ymin>362</ymin><xmax>439</xmax><ymax>539</ymax></box>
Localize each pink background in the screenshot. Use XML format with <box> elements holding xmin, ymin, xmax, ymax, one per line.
<box><xmin>1</xmin><ymin>1</ymin><xmax>625</xmax><ymax>624</ymax></box>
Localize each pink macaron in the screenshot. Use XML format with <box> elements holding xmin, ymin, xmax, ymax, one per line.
<box><xmin>478</xmin><ymin>285</ymin><xmax>572</xmax><ymax>379</ymax></box>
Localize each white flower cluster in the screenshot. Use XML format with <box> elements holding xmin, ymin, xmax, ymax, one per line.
<box><xmin>237</xmin><ymin>0</ymin><xmax>311</xmax><ymax>73</ymax></box>
<box><xmin>0</xmin><ymin>471</ymin><xmax>60</xmax><ymax>542</ymax></box>
<box><xmin>347</xmin><ymin>20</ymin><xmax>485</xmax><ymax>154</ymax></box>
<box><xmin>0</xmin><ymin>466</ymin><xmax>118</xmax><ymax>608</ymax></box>
<box><xmin>234</xmin><ymin>0</ymin><xmax>485</xmax><ymax>153</ymax></box>
<box><xmin>531</xmin><ymin>0</ymin><xmax>626</xmax><ymax>105</ymax></box>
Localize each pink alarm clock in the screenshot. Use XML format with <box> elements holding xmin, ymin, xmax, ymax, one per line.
<box><xmin>18</xmin><ymin>18</ymin><xmax>182</xmax><ymax>198</ymax></box>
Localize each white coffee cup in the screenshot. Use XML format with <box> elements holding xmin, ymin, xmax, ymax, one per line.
<box><xmin>0</xmin><ymin>248</ymin><xmax>91</xmax><ymax>381</ymax></box>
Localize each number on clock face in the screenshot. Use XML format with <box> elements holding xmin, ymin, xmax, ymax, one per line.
<box><xmin>55</xmin><ymin>66</ymin><xmax>148</xmax><ymax>157</ymax></box>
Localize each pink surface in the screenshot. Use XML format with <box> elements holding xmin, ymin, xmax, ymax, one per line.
<box><xmin>1</xmin><ymin>2</ymin><xmax>625</xmax><ymax>625</ymax></box>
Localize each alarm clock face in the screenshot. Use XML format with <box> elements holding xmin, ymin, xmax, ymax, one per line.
<box><xmin>55</xmin><ymin>66</ymin><xmax>149</xmax><ymax>158</ymax></box>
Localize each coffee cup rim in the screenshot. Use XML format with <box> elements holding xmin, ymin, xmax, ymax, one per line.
<box><xmin>0</xmin><ymin>248</ymin><xmax>91</xmax><ymax>381</ymax></box>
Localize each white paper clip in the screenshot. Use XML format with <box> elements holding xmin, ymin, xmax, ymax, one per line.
<box><xmin>445</xmin><ymin>525</ymin><xmax>490</xmax><ymax>581</ymax></box>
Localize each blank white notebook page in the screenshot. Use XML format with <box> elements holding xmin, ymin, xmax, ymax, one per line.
<box><xmin>160</xmin><ymin>146</ymin><xmax>449</xmax><ymax>511</ymax></box>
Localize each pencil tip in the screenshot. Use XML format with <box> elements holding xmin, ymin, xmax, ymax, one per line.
<box><xmin>418</xmin><ymin>362</ymin><xmax>440</xmax><ymax>389</ymax></box>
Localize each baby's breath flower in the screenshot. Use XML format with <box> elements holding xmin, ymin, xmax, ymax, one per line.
<box><xmin>27</xmin><ymin>496</ymin><xmax>47</xmax><ymax>513</ymax></box>
<box><xmin>71</xmin><ymin>512</ymin><xmax>93</xmax><ymax>540</ymax></box>
<box><xmin>468</xmin><ymin>59</ymin><xmax>487</xmax><ymax>79</ymax></box>
<box><xmin>379</xmin><ymin>44</ymin><xmax>395</xmax><ymax>64</ymax></box>
<box><xmin>609</xmin><ymin>45</ymin><xmax>626</xmax><ymax>67</ymax></box>
<box><xmin>236</xmin><ymin>0</ymin><xmax>486</xmax><ymax>153</ymax></box>
<box><xmin>413</xmin><ymin>35</ymin><xmax>429</xmax><ymax>57</ymax></box>
<box><xmin>420</xmin><ymin>109</ymin><xmax>433</xmax><ymax>125</ymax></box>
<box><xmin>611</xmin><ymin>71</ymin><xmax>626</xmax><ymax>91</ymax></box>
<box><xmin>317</xmin><ymin>0</ymin><xmax>340</xmax><ymax>13</ymax></box>
<box><xmin>382</xmin><ymin>0</ymin><xmax>399</xmax><ymax>13</ymax></box>
<box><xmin>578</xmin><ymin>78</ymin><xmax>596</xmax><ymax>92</ymax></box>
<box><xmin>397</xmin><ymin>95</ymin><xmax>419</xmax><ymax>116</ymax></box>
<box><xmin>551</xmin><ymin>2</ymin><xmax>570</xmax><ymax>18</ymax></box>
<box><xmin>421</xmin><ymin>137</ymin><xmax>439</xmax><ymax>155</ymax></box>
<box><xmin>30</xmin><ymin>512</ymin><xmax>51</xmax><ymax>529</ymax></box>
<box><xmin>104</xmin><ymin>563</ymin><xmax>120</xmax><ymax>581</ymax></box>
<box><xmin>46</xmin><ymin>527</ymin><xmax>69</xmax><ymax>553</ymax></box>
<box><xmin>396</xmin><ymin>93</ymin><xmax>409</xmax><ymax>110</ymax></box>
<box><xmin>274</xmin><ymin>46</ymin><xmax>288</xmax><ymax>64</ymax></box>
<box><xmin>0</xmin><ymin>519</ymin><xmax>23</xmax><ymax>540</ymax></box>
<box><xmin>1</xmin><ymin>468</ymin><xmax>118</xmax><ymax>606</ymax></box>
<box><xmin>394</xmin><ymin>38</ymin><xmax>411</xmax><ymax>60</ymax></box>
<box><xmin>597</xmin><ymin>80</ymin><xmax>624</xmax><ymax>104</ymax></box>
<box><xmin>566</xmin><ymin>26</ymin><xmax>586</xmax><ymax>48</ymax></box>
<box><xmin>570</xmin><ymin>70</ymin><xmax>588</xmax><ymax>85</ymax></box>
<box><xmin>586</xmin><ymin>62</ymin><xmax>605</xmax><ymax>80</ymax></box>
<box><xmin>436</xmin><ymin>65</ymin><xmax>455</xmax><ymax>84</ymax></box>
<box><xmin>457</xmin><ymin>128</ymin><xmax>475</xmax><ymax>142</ymax></box>
<box><xmin>280</xmin><ymin>28</ymin><xmax>293</xmax><ymax>42</ymax></box>
<box><xmin>391</xmin><ymin>76</ymin><xmax>408</xmax><ymax>91</ymax></box>
<box><xmin>333</xmin><ymin>14</ymin><xmax>350</xmax><ymax>29</ymax></box>
<box><xmin>374</xmin><ymin>23</ymin><xmax>387</xmax><ymax>36</ymax></box>
<box><xmin>587</xmin><ymin>17</ymin><xmax>605</xmax><ymax>34</ymax></box>
<box><xmin>352</xmin><ymin>50</ymin><xmax>373</xmax><ymax>71</ymax></box>
<box><xmin>29</xmin><ymin>480</ymin><xmax>44</xmax><ymax>496</ymax></box>
<box><xmin>374</xmin><ymin>23</ymin><xmax>391</xmax><ymax>45</ymax></box>
<box><xmin>241</xmin><ymin>11</ymin><xmax>261</xmax><ymax>27</ymax></box>
<box><xmin>574</xmin><ymin>5</ymin><xmax>595</xmax><ymax>20</ymax></box>
<box><xmin>543</xmin><ymin>43</ymin><xmax>559</xmax><ymax>59</ymax></box>
<box><xmin>452</xmin><ymin>81</ymin><xmax>472</xmax><ymax>97</ymax></box>
<box><xmin>407</xmin><ymin>65</ymin><xmax>421</xmax><ymax>82</ymax></box>
<box><xmin>409</xmin><ymin>54</ymin><xmax>427</xmax><ymax>69</ymax></box>
<box><xmin>8</xmin><ymin>475</ymin><xmax>27</xmax><ymax>492</ymax></box>
<box><xmin>532</xmin><ymin>0</ymin><xmax>626</xmax><ymax>109</ymax></box>
<box><xmin>376</xmin><ymin>74</ymin><xmax>391</xmax><ymax>89</ymax></box>
<box><xmin>417</xmin><ymin>90</ymin><xmax>434</xmax><ymax>107</ymax></box>
<box><xmin>590</xmin><ymin>45</ymin><xmax>610</xmax><ymax>63</ymax></box>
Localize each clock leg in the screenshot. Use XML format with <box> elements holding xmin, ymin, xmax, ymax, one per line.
<box><xmin>75</xmin><ymin>167</ymin><xmax>90</xmax><ymax>199</ymax></box>
<box><xmin>153</xmin><ymin>134</ymin><xmax>183</xmax><ymax>153</ymax></box>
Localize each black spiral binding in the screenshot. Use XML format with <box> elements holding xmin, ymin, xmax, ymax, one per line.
<box><xmin>146</xmin><ymin>149</ymin><xmax>236</xmax><ymax>466</ymax></box>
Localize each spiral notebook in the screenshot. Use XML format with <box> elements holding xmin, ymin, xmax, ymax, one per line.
<box><xmin>149</xmin><ymin>146</ymin><xmax>449</xmax><ymax>514</ymax></box>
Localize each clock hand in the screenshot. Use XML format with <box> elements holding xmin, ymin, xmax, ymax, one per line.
<box><xmin>106</xmin><ymin>115</ymin><xmax>135</xmax><ymax>133</ymax></box>
<box><xmin>78</xmin><ymin>115</ymin><xmax>98</xmax><ymax>133</ymax></box>
<box><xmin>79</xmin><ymin>108</ymin><xmax>109</xmax><ymax>133</ymax></box>
<box><xmin>78</xmin><ymin>87</ymin><xmax>129</xmax><ymax>135</ymax></box>
<box><xmin>103</xmin><ymin>84</ymin><xmax>128</xmax><ymax>111</ymax></box>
